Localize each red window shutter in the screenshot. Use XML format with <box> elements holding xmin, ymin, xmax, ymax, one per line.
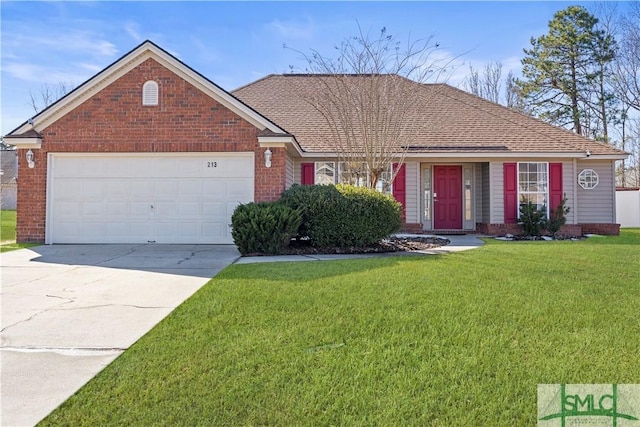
<box><xmin>549</xmin><ymin>163</ymin><xmax>563</xmax><ymax>212</ymax></box>
<box><xmin>301</xmin><ymin>163</ymin><xmax>314</xmax><ymax>185</ymax></box>
<box><xmin>504</xmin><ymin>163</ymin><xmax>518</xmax><ymax>224</ymax></box>
<box><xmin>393</xmin><ymin>163</ymin><xmax>406</xmax><ymax>221</ymax></box>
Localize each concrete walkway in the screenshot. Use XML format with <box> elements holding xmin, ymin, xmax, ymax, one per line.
<box><xmin>234</xmin><ymin>234</ymin><xmax>485</xmax><ymax>264</ymax></box>
<box><xmin>1</xmin><ymin>244</ymin><xmax>240</xmax><ymax>427</ymax></box>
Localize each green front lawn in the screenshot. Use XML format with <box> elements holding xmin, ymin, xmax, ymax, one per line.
<box><xmin>41</xmin><ymin>230</ymin><xmax>640</xmax><ymax>426</ymax></box>
<box><xmin>0</xmin><ymin>210</ymin><xmax>38</xmax><ymax>252</ymax></box>
<box><xmin>1</xmin><ymin>209</ymin><xmax>16</xmax><ymax>241</ymax></box>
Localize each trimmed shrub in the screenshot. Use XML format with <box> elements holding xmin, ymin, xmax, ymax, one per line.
<box><xmin>278</xmin><ymin>184</ymin><xmax>343</xmax><ymax>242</ymax></box>
<box><xmin>280</xmin><ymin>183</ymin><xmax>402</xmax><ymax>247</ymax></box>
<box><xmin>544</xmin><ymin>195</ymin><xmax>570</xmax><ymax>238</ymax></box>
<box><xmin>231</xmin><ymin>202</ymin><xmax>302</xmax><ymax>255</ymax></box>
<box><xmin>518</xmin><ymin>201</ymin><xmax>546</xmax><ymax>237</ymax></box>
<box><xmin>335</xmin><ymin>184</ymin><xmax>402</xmax><ymax>246</ymax></box>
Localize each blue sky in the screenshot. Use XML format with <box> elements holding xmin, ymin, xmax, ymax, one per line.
<box><xmin>0</xmin><ymin>1</ymin><xmax>627</xmax><ymax>135</ymax></box>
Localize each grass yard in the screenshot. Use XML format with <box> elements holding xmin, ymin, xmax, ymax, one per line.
<box><xmin>0</xmin><ymin>210</ymin><xmax>38</xmax><ymax>252</ymax></box>
<box><xmin>41</xmin><ymin>230</ymin><xmax>640</xmax><ymax>426</ymax></box>
<box><xmin>1</xmin><ymin>209</ymin><xmax>16</xmax><ymax>241</ymax></box>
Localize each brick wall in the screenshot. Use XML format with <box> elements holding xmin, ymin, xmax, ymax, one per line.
<box><xmin>400</xmin><ymin>223</ymin><xmax>424</xmax><ymax>234</ymax></box>
<box><xmin>580</xmin><ymin>223</ymin><xmax>620</xmax><ymax>235</ymax></box>
<box><xmin>476</xmin><ymin>223</ymin><xmax>619</xmax><ymax>237</ymax></box>
<box><xmin>17</xmin><ymin>58</ymin><xmax>277</xmax><ymax>243</ymax></box>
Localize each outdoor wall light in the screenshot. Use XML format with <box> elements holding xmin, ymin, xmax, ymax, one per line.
<box><xmin>264</xmin><ymin>148</ymin><xmax>272</xmax><ymax>168</ymax></box>
<box><xmin>26</xmin><ymin>149</ymin><xmax>35</xmax><ymax>169</ymax></box>
<box><xmin>585</xmin><ymin>150</ymin><xmax>591</xmax><ymax>158</ymax></box>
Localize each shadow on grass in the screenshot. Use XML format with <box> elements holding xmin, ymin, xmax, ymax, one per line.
<box><xmin>221</xmin><ymin>253</ymin><xmax>442</xmax><ymax>283</ymax></box>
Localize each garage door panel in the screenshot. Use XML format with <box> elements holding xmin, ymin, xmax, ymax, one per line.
<box><xmin>49</xmin><ymin>153</ymin><xmax>253</xmax><ymax>244</ymax></box>
<box><xmin>131</xmin><ymin>181</ymin><xmax>154</xmax><ymax>196</ymax></box>
<box><xmin>178</xmin><ymin>202</ymin><xmax>201</xmax><ymax>216</ymax></box>
<box><xmin>228</xmin><ymin>178</ymin><xmax>253</xmax><ymax>197</ymax></box>
<box><xmin>130</xmin><ymin>202</ymin><xmax>152</xmax><ymax>218</ymax></box>
<box><xmin>106</xmin><ymin>181</ymin><xmax>129</xmax><ymax>197</ymax></box>
<box><xmin>178</xmin><ymin>222</ymin><xmax>199</xmax><ymax>238</ymax></box>
<box><xmin>106</xmin><ymin>201</ymin><xmax>128</xmax><ymax>217</ymax></box>
<box><xmin>154</xmin><ymin>201</ymin><xmax>177</xmax><ymax>218</ymax></box>
<box><xmin>203</xmin><ymin>201</ymin><xmax>225</xmax><ymax>218</ymax></box>
<box><xmin>202</xmin><ymin>222</ymin><xmax>226</xmax><ymax>239</ymax></box>
<box><xmin>55</xmin><ymin>201</ymin><xmax>81</xmax><ymax>217</ymax></box>
<box><xmin>202</xmin><ymin>181</ymin><xmax>226</xmax><ymax>199</ymax></box>
<box><xmin>54</xmin><ymin>180</ymin><xmax>82</xmax><ymax>199</ymax></box>
<box><xmin>83</xmin><ymin>202</ymin><xmax>105</xmax><ymax>216</ymax></box>
<box><xmin>155</xmin><ymin>180</ymin><xmax>178</xmax><ymax>200</ymax></box>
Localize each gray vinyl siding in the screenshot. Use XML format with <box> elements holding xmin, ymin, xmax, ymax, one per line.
<box><xmin>405</xmin><ymin>161</ymin><xmax>419</xmax><ymax>224</ymax></box>
<box><xmin>561</xmin><ymin>161</ymin><xmax>576</xmax><ymax>224</ymax></box>
<box><xmin>576</xmin><ymin>161</ymin><xmax>616</xmax><ymax>223</ymax></box>
<box><xmin>489</xmin><ymin>161</ymin><xmax>504</xmax><ymax>223</ymax></box>
<box><xmin>285</xmin><ymin>154</ymin><xmax>294</xmax><ymax>188</ymax></box>
<box><xmin>480</xmin><ymin>163</ymin><xmax>490</xmax><ymax>223</ymax></box>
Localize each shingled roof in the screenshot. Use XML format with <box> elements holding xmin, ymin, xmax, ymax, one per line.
<box><xmin>1</xmin><ymin>150</ymin><xmax>18</xmax><ymax>184</ymax></box>
<box><xmin>233</xmin><ymin>74</ymin><xmax>626</xmax><ymax>157</ymax></box>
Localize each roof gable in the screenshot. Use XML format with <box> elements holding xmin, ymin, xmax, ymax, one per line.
<box><xmin>6</xmin><ymin>41</ymin><xmax>286</xmax><ymax>137</ymax></box>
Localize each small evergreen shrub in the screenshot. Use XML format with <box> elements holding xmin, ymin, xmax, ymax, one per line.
<box><xmin>518</xmin><ymin>201</ymin><xmax>546</xmax><ymax>237</ymax></box>
<box><xmin>335</xmin><ymin>184</ymin><xmax>402</xmax><ymax>246</ymax></box>
<box><xmin>231</xmin><ymin>202</ymin><xmax>302</xmax><ymax>255</ymax></box>
<box><xmin>280</xmin><ymin>184</ymin><xmax>402</xmax><ymax>247</ymax></box>
<box><xmin>279</xmin><ymin>184</ymin><xmax>343</xmax><ymax>242</ymax></box>
<box><xmin>544</xmin><ymin>196</ymin><xmax>570</xmax><ymax>238</ymax></box>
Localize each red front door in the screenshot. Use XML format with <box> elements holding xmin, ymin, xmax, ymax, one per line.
<box><xmin>433</xmin><ymin>165</ymin><xmax>463</xmax><ymax>229</ymax></box>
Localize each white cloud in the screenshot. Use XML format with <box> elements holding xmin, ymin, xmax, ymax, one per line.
<box><xmin>4</xmin><ymin>32</ymin><xmax>117</xmax><ymax>58</ymax></box>
<box><xmin>125</xmin><ymin>21</ymin><xmax>143</xmax><ymax>43</ymax></box>
<box><xmin>77</xmin><ymin>62</ymin><xmax>103</xmax><ymax>73</ymax></box>
<box><xmin>2</xmin><ymin>62</ymin><xmax>92</xmax><ymax>85</ymax></box>
<box><xmin>266</xmin><ymin>17</ymin><xmax>315</xmax><ymax>40</ymax></box>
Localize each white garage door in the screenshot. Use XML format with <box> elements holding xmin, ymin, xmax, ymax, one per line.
<box><xmin>47</xmin><ymin>153</ymin><xmax>254</xmax><ymax>244</ymax></box>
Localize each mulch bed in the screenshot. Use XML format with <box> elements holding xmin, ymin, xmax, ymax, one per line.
<box><xmin>245</xmin><ymin>236</ymin><xmax>450</xmax><ymax>257</ymax></box>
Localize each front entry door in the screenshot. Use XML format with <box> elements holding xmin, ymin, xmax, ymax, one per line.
<box><xmin>433</xmin><ymin>165</ymin><xmax>463</xmax><ymax>229</ymax></box>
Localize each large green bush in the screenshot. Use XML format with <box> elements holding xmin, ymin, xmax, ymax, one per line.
<box><xmin>231</xmin><ymin>202</ymin><xmax>302</xmax><ymax>255</ymax></box>
<box><xmin>280</xmin><ymin>184</ymin><xmax>402</xmax><ymax>247</ymax></box>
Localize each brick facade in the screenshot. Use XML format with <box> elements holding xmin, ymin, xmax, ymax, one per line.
<box><xmin>476</xmin><ymin>222</ymin><xmax>619</xmax><ymax>237</ymax></box>
<box><xmin>580</xmin><ymin>223</ymin><xmax>621</xmax><ymax>236</ymax></box>
<box><xmin>16</xmin><ymin>58</ymin><xmax>285</xmax><ymax>243</ymax></box>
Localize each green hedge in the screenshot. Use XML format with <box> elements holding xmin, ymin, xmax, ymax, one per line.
<box><xmin>280</xmin><ymin>184</ymin><xmax>402</xmax><ymax>247</ymax></box>
<box><xmin>231</xmin><ymin>202</ymin><xmax>302</xmax><ymax>255</ymax></box>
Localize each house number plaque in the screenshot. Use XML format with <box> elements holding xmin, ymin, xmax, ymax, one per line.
<box><xmin>207</xmin><ymin>161</ymin><xmax>218</xmax><ymax>168</ymax></box>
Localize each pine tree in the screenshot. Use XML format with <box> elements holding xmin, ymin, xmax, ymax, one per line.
<box><xmin>516</xmin><ymin>6</ymin><xmax>616</xmax><ymax>137</ymax></box>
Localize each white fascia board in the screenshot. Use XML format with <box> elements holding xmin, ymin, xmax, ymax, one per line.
<box><xmin>299</xmin><ymin>151</ymin><xmax>590</xmax><ymax>159</ymax></box>
<box><xmin>2</xmin><ymin>136</ymin><xmax>42</xmax><ymax>149</ymax></box>
<box><xmin>258</xmin><ymin>136</ymin><xmax>304</xmax><ymax>156</ymax></box>
<box><xmin>10</xmin><ymin>42</ymin><xmax>284</xmax><ymax>136</ymax></box>
<box><xmin>580</xmin><ymin>154</ymin><xmax>629</xmax><ymax>160</ymax></box>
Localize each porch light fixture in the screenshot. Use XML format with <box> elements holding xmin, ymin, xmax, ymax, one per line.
<box><xmin>264</xmin><ymin>148</ymin><xmax>272</xmax><ymax>168</ymax></box>
<box><xmin>26</xmin><ymin>149</ymin><xmax>35</xmax><ymax>169</ymax></box>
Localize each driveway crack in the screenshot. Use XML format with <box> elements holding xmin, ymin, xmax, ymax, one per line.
<box><xmin>95</xmin><ymin>244</ymin><xmax>147</xmax><ymax>265</ymax></box>
<box><xmin>0</xmin><ymin>294</ymin><xmax>75</xmax><ymax>333</ymax></box>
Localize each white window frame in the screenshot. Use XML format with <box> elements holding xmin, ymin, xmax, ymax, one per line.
<box><xmin>314</xmin><ymin>162</ymin><xmax>336</xmax><ymax>185</ymax></box>
<box><xmin>314</xmin><ymin>161</ymin><xmax>393</xmax><ymax>194</ymax></box>
<box><xmin>517</xmin><ymin>162</ymin><xmax>549</xmax><ymax>217</ymax></box>
<box><xmin>578</xmin><ymin>169</ymin><xmax>599</xmax><ymax>189</ymax></box>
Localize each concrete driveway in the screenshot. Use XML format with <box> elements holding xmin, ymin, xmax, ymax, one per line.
<box><xmin>1</xmin><ymin>244</ymin><xmax>240</xmax><ymax>427</ymax></box>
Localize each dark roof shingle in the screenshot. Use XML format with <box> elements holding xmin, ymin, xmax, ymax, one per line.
<box><xmin>233</xmin><ymin>74</ymin><xmax>625</xmax><ymax>157</ymax></box>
